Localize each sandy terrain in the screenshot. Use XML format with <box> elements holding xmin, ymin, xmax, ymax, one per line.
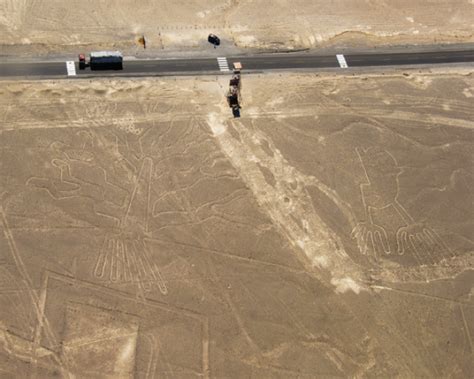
<box><xmin>0</xmin><ymin>70</ymin><xmax>473</xmax><ymax>377</ymax></box>
<box><xmin>0</xmin><ymin>0</ymin><xmax>473</xmax><ymax>57</ymax></box>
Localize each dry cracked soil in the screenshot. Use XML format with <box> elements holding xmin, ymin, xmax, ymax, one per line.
<box><xmin>0</xmin><ymin>70</ymin><xmax>473</xmax><ymax>377</ymax></box>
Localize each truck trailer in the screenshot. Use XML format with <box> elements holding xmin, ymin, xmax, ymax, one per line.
<box><xmin>79</xmin><ymin>51</ymin><xmax>123</xmax><ymax>70</ymax></box>
<box><xmin>226</xmin><ymin>62</ymin><xmax>242</xmax><ymax>117</ymax></box>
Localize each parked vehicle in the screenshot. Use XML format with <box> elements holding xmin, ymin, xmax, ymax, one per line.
<box><xmin>208</xmin><ymin>34</ymin><xmax>220</xmax><ymax>47</ymax></box>
<box><xmin>227</xmin><ymin>62</ymin><xmax>243</xmax><ymax>118</ymax></box>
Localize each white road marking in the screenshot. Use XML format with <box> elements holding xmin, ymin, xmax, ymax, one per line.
<box><xmin>66</xmin><ymin>61</ymin><xmax>76</xmax><ymax>76</ymax></box>
<box><xmin>336</xmin><ymin>54</ymin><xmax>348</xmax><ymax>68</ymax></box>
<box><xmin>217</xmin><ymin>57</ymin><xmax>230</xmax><ymax>72</ymax></box>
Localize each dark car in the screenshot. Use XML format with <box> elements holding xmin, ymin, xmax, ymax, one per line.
<box><xmin>208</xmin><ymin>34</ymin><xmax>220</xmax><ymax>46</ymax></box>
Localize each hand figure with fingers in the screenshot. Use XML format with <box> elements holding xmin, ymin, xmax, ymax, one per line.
<box><xmin>352</xmin><ymin>147</ymin><xmax>398</xmax><ymax>259</ymax></box>
<box><xmin>353</xmin><ymin>147</ymin><xmax>453</xmax><ymax>265</ymax></box>
<box><xmin>352</xmin><ymin>220</ymin><xmax>390</xmax><ymax>259</ymax></box>
<box><xmin>390</xmin><ymin>191</ymin><xmax>454</xmax><ymax>264</ymax></box>
<box><xmin>396</xmin><ymin>222</ymin><xmax>453</xmax><ymax>264</ymax></box>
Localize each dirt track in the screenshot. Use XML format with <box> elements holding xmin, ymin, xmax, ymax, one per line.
<box><xmin>0</xmin><ymin>70</ymin><xmax>473</xmax><ymax>377</ymax></box>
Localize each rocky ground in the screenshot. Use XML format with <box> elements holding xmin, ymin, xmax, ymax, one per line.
<box><xmin>0</xmin><ymin>0</ymin><xmax>473</xmax><ymax>58</ymax></box>
<box><xmin>0</xmin><ymin>70</ymin><xmax>473</xmax><ymax>377</ymax></box>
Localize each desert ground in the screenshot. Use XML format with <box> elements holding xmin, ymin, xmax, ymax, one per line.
<box><xmin>0</xmin><ymin>69</ymin><xmax>473</xmax><ymax>377</ymax></box>
<box><xmin>0</xmin><ymin>0</ymin><xmax>473</xmax><ymax>57</ymax></box>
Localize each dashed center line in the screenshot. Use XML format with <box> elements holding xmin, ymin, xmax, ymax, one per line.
<box><xmin>66</xmin><ymin>61</ymin><xmax>76</xmax><ymax>76</ymax></box>
<box><xmin>217</xmin><ymin>57</ymin><xmax>230</xmax><ymax>72</ymax></box>
<box><xmin>336</xmin><ymin>54</ymin><xmax>348</xmax><ymax>68</ymax></box>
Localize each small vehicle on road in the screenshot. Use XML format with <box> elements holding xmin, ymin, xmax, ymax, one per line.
<box><xmin>208</xmin><ymin>34</ymin><xmax>220</xmax><ymax>47</ymax></box>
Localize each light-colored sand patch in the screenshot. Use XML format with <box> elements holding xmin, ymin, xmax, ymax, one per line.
<box><xmin>462</xmin><ymin>87</ymin><xmax>473</xmax><ymax>98</ymax></box>
<box><xmin>235</xmin><ymin>35</ymin><xmax>257</xmax><ymax>46</ymax></box>
<box><xmin>1</xmin><ymin>0</ymin><xmax>473</xmax><ymax>54</ymax></box>
<box><xmin>206</xmin><ymin>111</ymin><xmax>365</xmax><ymax>294</ymax></box>
<box><xmin>331</xmin><ymin>277</ymin><xmax>363</xmax><ymax>294</ymax></box>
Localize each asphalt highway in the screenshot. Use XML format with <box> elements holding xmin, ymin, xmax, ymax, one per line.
<box><xmin>0</xmin><ymin>49</ymin><xmax>473</xmax><ymax>78</ymax></box>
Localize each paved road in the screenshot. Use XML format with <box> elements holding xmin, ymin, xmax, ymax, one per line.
<box><xmin>1</xmin><ymin>49</ymin><xmax>473</xmax><ymax>78</ymax></box>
